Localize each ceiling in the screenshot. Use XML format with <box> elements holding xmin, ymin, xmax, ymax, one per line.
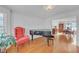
<box><xmin>3</xmin><ymin>5</ymin><xmax>79</xmax><ymax>19</ymax></box>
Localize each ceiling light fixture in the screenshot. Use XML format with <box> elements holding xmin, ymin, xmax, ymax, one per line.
<box><xmin>44</xmin><ymin>5</ymin><xmax>55</xmax><ymax>11</ymax></box>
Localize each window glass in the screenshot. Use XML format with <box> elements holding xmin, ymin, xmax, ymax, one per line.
<box><xmin>0</xmin><ymin>13</ymin><xmax>4</xmax><ymax>34</ymax></box>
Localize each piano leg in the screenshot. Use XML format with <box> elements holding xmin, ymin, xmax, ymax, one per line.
<box><xmin>47</xmin><ymin>37</ymin><xmax>50</xmax><ymax>46</ymax></box>
<box><xmin>31</xmin><ymin>35</ymin><xmax>33</xmax><ymax>41</ymax></box>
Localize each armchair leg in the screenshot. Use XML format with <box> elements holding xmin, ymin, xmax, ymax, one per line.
<box><xmin>28</xmin><ymin>40</ymin><xmax>30</xmax><ymax>45</ymax></box>
<box><xmin>26</xmin><ymin>40</ymin><xmax>30</xmax><ymax>47</ymax></box>
<box><xmin>16</xmin><ymin>45</ymin><xmax>19</xmax><ymax>53</ymax></box>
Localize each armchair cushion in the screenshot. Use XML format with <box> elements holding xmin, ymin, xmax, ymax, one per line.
<box><xmin>16</xmin><ymin>35</ymin><xmax>29</xmax><ymax>45</ymax></box>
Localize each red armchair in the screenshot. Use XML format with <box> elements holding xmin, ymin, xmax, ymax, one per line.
<box><xmin>15</xmin><ymin>27</ymin><xmax>30</xmax><ymax>51</ymax></box>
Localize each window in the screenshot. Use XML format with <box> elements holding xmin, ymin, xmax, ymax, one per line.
<box><xmin>0</xmin><ymin>13</ymin><xmax>4</xmax><ymax>33</ymax></box>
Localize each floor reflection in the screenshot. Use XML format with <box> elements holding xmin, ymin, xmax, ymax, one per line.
<box><xmin>53</xmin><ymin>33</ymin><xmax>77</xmax><ymax>53</ymax></box>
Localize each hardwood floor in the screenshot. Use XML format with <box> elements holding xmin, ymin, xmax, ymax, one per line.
<box><xmin>7</xmin><ymin>37</ymin><xmax>53</xmax><ymax>53</ymax></box>
<box><xmin>6</xmin><ymin>36</ymin><xmax>79</xmax><ymax>53</ymax></box>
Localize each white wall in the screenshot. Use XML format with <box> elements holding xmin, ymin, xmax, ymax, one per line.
<box><xmin>11</xmin><ymin>12</ymin><xmax>51</xmax><ymax>39</ymax></box>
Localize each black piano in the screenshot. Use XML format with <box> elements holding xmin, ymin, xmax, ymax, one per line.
<box><xmin>29</xmin><ymin>29</ymin><xmax>54</xmax><ymax>46</ymax></box>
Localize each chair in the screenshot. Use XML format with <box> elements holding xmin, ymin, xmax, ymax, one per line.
<box><xmin>46</xmin><ymin>28</ymin><xmax>55</xmax><ymax>46</ymax></box>
<box><xmin>15</xmin><ymin>27</ymin><xmax>30</xmax><ymax>52</ymax></box>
